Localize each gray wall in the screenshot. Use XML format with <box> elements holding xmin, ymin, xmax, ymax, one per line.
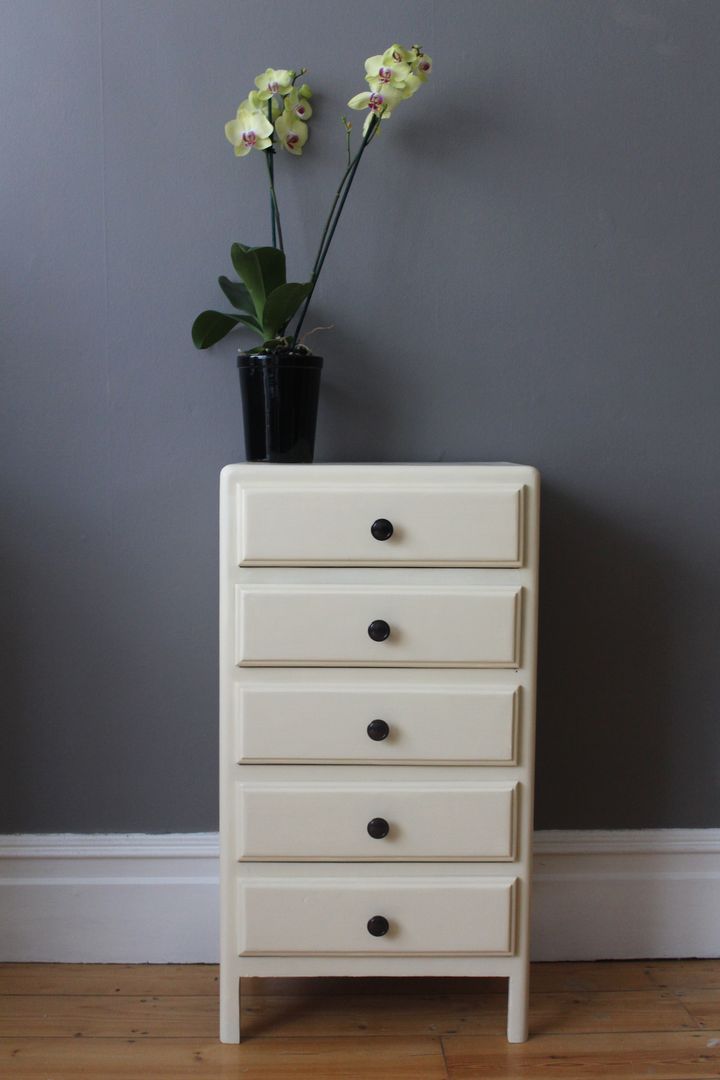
<box><xmin>2</xmin><ymin>0</ymin><xmax>719</xmax><ymax>833</ymax></box>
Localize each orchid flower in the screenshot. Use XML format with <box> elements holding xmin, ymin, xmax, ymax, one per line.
<box><xmin>384</xmin><ymin>43</ymin><xmax>412</xmax><ymax>64</ymax></box>
<box><xmin>284</xmin><ymin>88</ymin><xmax>313</xmax><ymax>122</ymax></box>
<box><xmin>244</xmin><ymin>89</ymin><xmax>281</xmax><ymax>117</ymax></box>
<box><xmin>348</xmin><ymin>87</ymin><xmax>402</xmax><ymax>134</ymax></box>
<box><xmin>275</xmin><ymin>111</ymin><xmax>308</xmax><ymax>155</ymax></box>
<box><xmin>224</xmin><ymin>104</ymin><xmax>273</xmax><ymax>156</ymax></box>
<box><xmin>414</xmin><ymin>52</ymin><xmax>432</xmax><ymax>78</ymax></box>
<box><xmin>364</xmin><ymin>54</ymin><xmax>411</xmax><ymax>93</ymax></box>
<box><xmin>348</xmin><ymin>87</ymin><xmax>402</xmax><ymax>116</ymax></box>
<box><xmin>253</xmin><ymin>67</ymin><xmax>295</xmax><ymax>99</ymax></box>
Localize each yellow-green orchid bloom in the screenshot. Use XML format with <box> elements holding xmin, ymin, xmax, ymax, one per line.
<box><xmin>412</xmin><ymin>51</ymin><xmax>432</xmax><ymax>79</ymax></box>
<box><xmin>399</xmin><ymin>50</ymin><xmax>432</xmax><ymax>98</ymax></box>
<box><xmin>244</xmin><ymin>89</ymin><xmax>282</xmax><ymax>118</ymax></box>
<box><xmin>224</xmin><ymin>105</ymin><xmax>273</xmax><ymax>157</ymax></box>
<box><xmin>348</xmin><ymin>87</ymin><xmax>401</xmax><ymax>118</ymax></box>
<box><xmin>364</xmin><ymin>53</ymin><xmax>410</xmax><ymax>93</ymax></box>
<box><xmin>383</xmin><ymin>43</ymin><xmax>412</xmax><ymax>64</ymax></box>
<box><xmin>400</xmin><ymin>72</ymin><xmax>423</xmax><ymax>98</ymax></box>
<box><xmin>254</xmin><ymin>67</ymin><xmax>294</xmax><ymax>100</ymax></box>
<box><xmin>275</xmin><ymin>112</ymin><xmax>308</xmax><ymax>155</ymax></box>
<box><xmin>284</xmin><ymin>88</ymin><xmax>312</xmax><ymax>121</ymax></box>
<box><xmin>348</xmin><ymin>88</ymin><xmax>402</xmax><ymax>137</ymax></box>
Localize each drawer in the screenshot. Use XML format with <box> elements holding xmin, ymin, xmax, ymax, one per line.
<box><xmin>234</xmin><ymin>684</ymin><xmax>518</xmax><ymax>764</ymax></box>
<box><xmin>237</xmin><ymin>876</ymin><xmax>517</xmax><ymax>955</ymax></box>
<box><xmin>236</xmin><ymin>484</ymin><xmax>523</xmax><ymax>567</ymax></box>
<box><xmin>235</xmin><ymin>781</ymin><xmax>517</xmax><ymax>861</ymax></box>
<box><xmin>234</xmin><ymin>583</ymin><xmax>522</xmax><ymax>668</ymax></box>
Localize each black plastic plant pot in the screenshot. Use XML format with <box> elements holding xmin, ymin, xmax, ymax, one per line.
<box><xmin>237</xmin><ymin>351</ymin><xmax>323</xmax><ymax>463</ymax></box>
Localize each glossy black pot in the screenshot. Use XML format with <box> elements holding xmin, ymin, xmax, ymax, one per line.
<box><xmin>238</xmin><ymin>351</ymin><xmax>323</xmax><ymax>463</ymax></box>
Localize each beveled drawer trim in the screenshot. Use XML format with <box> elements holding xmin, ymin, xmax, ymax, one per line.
<box><xmin>234</xmin><ymin>583</ymin><xmax>522</xmax><ymax>668</ymax></box>
<box><xmin>236</xmin><ymin>483</ymin><xmax>524</xmax><ymax>567</ymax></box>
<box><xmin>235</xmin><ymin>781</ymin><xmax>518</xmax><ymax>862</ymax></box>
<box><xmin>234</xmin><ymin>683</ymin><xmax>519</xmax><ymax>764</ymax></box>
<box><xmin>237</xmin><ymin>876</ymin><xmax>517</xmax><ymax>955</ymax></box>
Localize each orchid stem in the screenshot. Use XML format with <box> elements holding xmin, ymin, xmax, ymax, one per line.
<box><xmin>291</xmin><ymin>113</ymin><xmax>380</xmax><ymax>345</ymax></box>
<box><xmin>265</xmin><ymin>102</ymin><xmax>284</xmax><ymax>252</ymax></box>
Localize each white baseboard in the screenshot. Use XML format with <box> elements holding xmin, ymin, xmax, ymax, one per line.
<box><xmin>0</xmin><ymin>834</ymin><xmax>219</xmax><ymax>964</ymax></box>
<box><xmin>1</xmin><ymin>830</ymin><xmax>718</xmax><ymax>963</ymax></box>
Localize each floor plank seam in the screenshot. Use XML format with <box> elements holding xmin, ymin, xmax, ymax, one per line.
<box><xmin>439</xmin><ymin>1035</ymin><xmax>452</xmax><ymax>1079</ymax></box>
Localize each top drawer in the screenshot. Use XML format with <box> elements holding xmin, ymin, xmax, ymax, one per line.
<box><xmin>235</xmin><ymin>484</ymin><xmax>524</xmax><ymax>567</ymax></box>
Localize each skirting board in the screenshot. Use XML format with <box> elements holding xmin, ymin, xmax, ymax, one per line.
<box><xmin>0</xmin><ymin>830</ymin><xmax>719</xmax><ymax>963</ymax></box>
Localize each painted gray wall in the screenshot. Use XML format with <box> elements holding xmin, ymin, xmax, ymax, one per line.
<box><xmin>2</xmin><ymin>0</ymin><xmax>719</xmax><ymax>832</ymax></box>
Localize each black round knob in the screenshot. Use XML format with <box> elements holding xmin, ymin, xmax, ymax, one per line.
<box><xmin>367</xmin><ymin>719</ymin><xmax>390</xmax><ymax>742</ymax></box>
<box><xmin>368</xmin><ymin>619</ymin><xmax>390</xmax><ymax>642</ymax></box>
<box><xmin>367</xmin><ymin>817</ymin><xmax>390</xmax><ymax>839</ymax></box>
<box><xmin>371</xmin><ymin>518</ymin><xmax>394</xmax><ymax>542</ymax></box>
<box><xmin>367</xmin><ymin>915</ymin><xmax>389</xmax><ymax>937</ymax></box>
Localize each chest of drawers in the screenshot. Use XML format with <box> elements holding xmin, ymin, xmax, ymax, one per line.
<box><xmin>219</xmin><ymin>463</ymin><xmax>540</xmax><ymax>1043</ymax></box>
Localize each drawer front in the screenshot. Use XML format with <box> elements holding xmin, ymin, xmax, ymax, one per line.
<box><xmin>238</xmin><ymin>876</ymin><xmax>517</xmax><ymax>955</ymax></box>
<box><xmin>235</xmin><ymin>584</ymin><xmax>521</xmax><ymax>667</ymax></box>
<box><xmin>235</xmin><ymin>684</ymin><xmax>518</xmax><ymax>764</ymax></box>
<box><xmin>237</xmin><ymin>484</ymin><xmax>523</xmax><ymax>567</ymax></box>
<box><xmin>235</xmin><ymin>782</ymin><xmax>517</xmax><ymax>861</ymax></box>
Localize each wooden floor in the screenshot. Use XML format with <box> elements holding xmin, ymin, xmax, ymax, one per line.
<box><xmin>1</xmin><ymin>962</ymin><xmax>719</xmax><ymax>1078</ymax></box>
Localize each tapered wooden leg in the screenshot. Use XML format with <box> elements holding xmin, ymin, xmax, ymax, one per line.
<box><xmin>220</xmin><ymin>970</ymin><xmax>241</xmax><ymax>1043</ymax></box>
<box><xmin>507</xmin><ymin>970</ymin><xmax>529</xmax><ymax>1043</ymax></box>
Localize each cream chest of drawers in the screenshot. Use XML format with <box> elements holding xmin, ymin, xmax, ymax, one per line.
<box><xmin>219</xmin><ymin>463</ymin><xmax>540</xmax><ymax>1043</ymax></box>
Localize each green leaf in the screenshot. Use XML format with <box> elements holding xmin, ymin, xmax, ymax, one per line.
<box><xmin>218</xmin><ymin>276</ymin><xmax>255</xmax><ymax>314</ymax></box>
<box><xmin>230</xmin><ymin>243</ymin><xmax>286</xmax><ymax>322</ymax></box>
<box><xmin>230</xmin><ymin>245</ymin><xmax>264</xmax><ymax>316</ymax></box>
<box><xmin>262</xmin><ymin>281</ymin><xmax>312</xmax><ymax>340</ymax></box>
<box><xmin>254</xmin><ymin>247</ymin><xmax>286</xmax><ymax>298</ymax></box>
<box><xmin>191</xmin><ymin>310</ymin><xmax>261</xmax><ymax>350</ymax></box>
<box><xmin>234</xmin><ymin>313</ymin><xmax>263</xmax><ymax>334</ymax></box>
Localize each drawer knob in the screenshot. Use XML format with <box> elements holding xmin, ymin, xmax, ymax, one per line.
<box><xmin>367</xmin><ymin>719</ymin><xmax>390</xmax><ymax>741</ymax></box>
<box><xmin>368</xmin><ymin>619</ymin><xmax>391</xmax><ymax>642</ymax></box>
<box><xmin>367</xmin><ymin>817</ymin><xmax>390</xmax><ymax>839</ymax></box>
<box><xmin>367</xmin><ymin>915</ymin><xmax>390</xmax><ymax>937</ymax></box>
<box><xmin>371</xmin><ymin>518</ymin><xmax>394</xmax><ymax>541</ymax></box>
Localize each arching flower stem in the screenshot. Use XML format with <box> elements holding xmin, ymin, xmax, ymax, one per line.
<box><xmin>290</xmin><ymin>112</ymin><xmax>380</xmax><ymax>345</ymax></box>
<box><xmin>264</xmin><ymin>101</ymin><xmax>284</xmax><ymax>251</ymax></box>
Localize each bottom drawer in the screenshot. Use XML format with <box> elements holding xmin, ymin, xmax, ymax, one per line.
<box><xmin>237</xmin><ymin>876</ymin><xmax>517</xmax><ymax>956</ymax></box>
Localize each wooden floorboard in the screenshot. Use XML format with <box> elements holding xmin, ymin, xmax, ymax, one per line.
<box><xmin>0</xmin><ymin>961</ymin><xmax>719</xmax><ymax>1078</ymax></box>
<box><xmin>0</xmin><ymin>1036</ymin><xmax>449</xmax><ymax>1079</ymax></box>
<box><xmin>673</xmin><ymin>988</ymin><xmax>720</xmax><ymax>1030</ymax></box>
<box><xmin>442</xmin><ymin>1031</ymin><xmax>720</xmax><ymax>1078</ymax></box>
<box><xmin>0</xmin><ymin>964</ymin><xmax>219</xmax><ymax>997</ymax></box>
<box><xmin>646</xmin><ymin>961</ymin><xmax>720</xmax><ymax>991</ymax></box>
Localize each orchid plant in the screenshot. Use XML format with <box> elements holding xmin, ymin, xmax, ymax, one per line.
<box><xmin>192</xmin><ymin>44</ymin><xmax>432</xmax><ymax>353</ymax></box>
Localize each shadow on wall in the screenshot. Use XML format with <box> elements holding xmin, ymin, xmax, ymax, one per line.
<box><xmin>535</xmin><ymin>482</ymin><xmax>675</xmax><ymax>829</ymax></box>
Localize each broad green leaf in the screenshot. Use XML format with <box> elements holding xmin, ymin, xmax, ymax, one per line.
<box><xmin>254</xmin><ymin>247</ymin><xmax>286</xmax><ymax>299</ymax></box>
<box><xmin>191</xmin><ymin>310</ymin><xmax>261</xmax><ymax>350</ymax></box>
<box><xmin>231</xmin><ymin>243</ymin><xmax>287</xmax><ymax>321</ymax></box>
<box><xmin>262</xmin><ymin>281</ymin><xmax>312</xmax><ymax>340</ymax></box>
<box><xmin>234</xmin><ymin>313</ymin><xmax>263</xmax><ymax>334</ymax></box>
<box><xmin>231</xmin><ymin>245</ymin><xmax>265</xmax><ymax>316</ymax></box>
<box><xmin>218</xmin><ymin>276</ymin><xmax>255</xmax><ymax>314</ymax></box>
